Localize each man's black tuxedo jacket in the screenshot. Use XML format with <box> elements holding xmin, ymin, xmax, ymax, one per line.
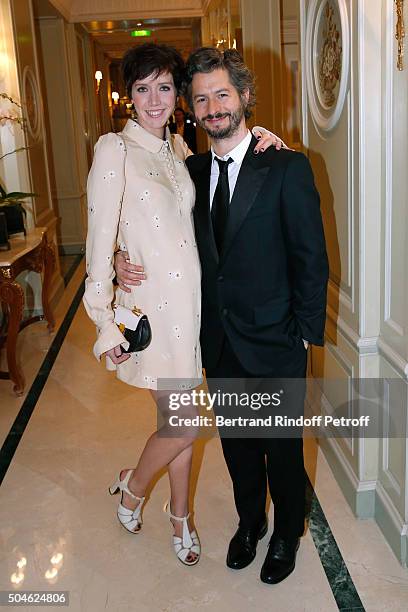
<box><xmin>186</xmin><ymin>136</ymin><xmax>329</xmax><ymax>376</ymax></box>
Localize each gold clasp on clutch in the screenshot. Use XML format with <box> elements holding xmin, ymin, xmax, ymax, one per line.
<box><xmin>118</xmin><ymin>323</ymin><xmax>126</xmax><ymax>333</ymax></box>
<box><xmin>113</xmin><ymin>304</ymin><xmax>143</xmax><ymax>316</ymax></box>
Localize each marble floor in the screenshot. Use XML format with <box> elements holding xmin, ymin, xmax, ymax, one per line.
<box><xmin>0</xmin><ymin>261</ymin><xmax>407</xmax><ymax>611</ymax></box>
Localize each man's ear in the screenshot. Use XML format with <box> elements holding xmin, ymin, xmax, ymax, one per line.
<box><xmin>242</xmin><ymin>88</ymin><xmax>250</xmax><ymax>104</ymax></box>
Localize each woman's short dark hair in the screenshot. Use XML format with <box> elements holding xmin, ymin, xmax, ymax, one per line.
<box><xmin>183</xmin><ymin>47</ymin><xmax>256</xmax><ymax>119</ymax></box>
<box><xmin>122</xmin><ymin>43</ymin><xmax>185</xmax><ymax>98</ymax></box>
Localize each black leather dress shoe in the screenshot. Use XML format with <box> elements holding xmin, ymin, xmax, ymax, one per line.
<box><xmin>260</xmin><ymin>534</ymin><xmax>300</xmax><ymax>584</ymax></box>
<box><xmin>226</xmin><ymin>520</ymin><xmax>268</xmax><ymax>570</ymax></box>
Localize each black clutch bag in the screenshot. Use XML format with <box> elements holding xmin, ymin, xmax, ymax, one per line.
<box><xmin>113</xmin><ymin>305</ymin><xmax>152</xmax><ymax>353</ymax></box>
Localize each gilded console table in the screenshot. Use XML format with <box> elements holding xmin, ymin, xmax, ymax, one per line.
<box><xmin>0</xmin><ymin>228</ymin><xmax>55</xmax><ymax>395</ymax></box>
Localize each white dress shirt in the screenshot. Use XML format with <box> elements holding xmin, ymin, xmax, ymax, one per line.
<box><xmin>209</xmin><ymin>130</ymin><xmax>252</xmax><ymax>209</ymax></box>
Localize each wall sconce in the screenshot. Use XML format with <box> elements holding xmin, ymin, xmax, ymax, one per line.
<box><xmin>395</xmin><ymin>0</ymin><xmax>405</xmax><ymax>70</ymax></box>
<box><xmin>95</xmin><ymin>70</ymin><xmax>103</xmax><ymax>93</ymax></box>
<box><xmin>112</xmin><ymin>91</ymin><xmax>119</xmax><ymax>104</ymax></box>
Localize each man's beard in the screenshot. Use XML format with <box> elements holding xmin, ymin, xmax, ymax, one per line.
<box><xmin>196</xmin><ymin>100</ymin><xmax>246</xmax><ymax>140</ymax></box>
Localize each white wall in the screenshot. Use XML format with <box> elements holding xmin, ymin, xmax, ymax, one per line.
<box><xmin>376</xmin><ymin>0</ymin><xmax>408</xmax><ymax>565</ymax></box>
<box><xmin>300</xmin><ymin>0</ymin><xmax>408</xmax><ymax>565</ymax></box>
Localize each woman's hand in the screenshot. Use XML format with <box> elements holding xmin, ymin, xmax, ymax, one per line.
<box><xmin>115</xmin><ymin>251</ymin><xmax>146</xmax><ymax>293</ymax></box>
<box><xmin>105</xmin><ymin>344</ymin><xmax>131</xmax><ymax>364</ymax></box>
<box><xmin>252</xmin><ymin>127</ymin><xmax>290</xmax><ymax>153</ymax></box>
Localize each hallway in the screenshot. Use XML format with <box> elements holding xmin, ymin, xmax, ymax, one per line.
<box><xmin>0</xmin><ymin>262</ymin><xmax>407</xmax><ymax>611</ymax></box>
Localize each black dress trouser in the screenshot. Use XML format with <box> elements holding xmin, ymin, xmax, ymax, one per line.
<box><xmin>206</xmin><ymin>337</ymin><xmax>307</xmax><ymax>540</ymax></box>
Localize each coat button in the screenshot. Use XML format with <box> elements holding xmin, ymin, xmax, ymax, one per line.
<box><xmin>218</xmin><ymin>275</ymin><xmax>224</xmax><ymax>281</ymax></box>
<box><xmin>222</xmin><ymin>308</ymin><xmax>228</xmax><ymax>316</ymax></box>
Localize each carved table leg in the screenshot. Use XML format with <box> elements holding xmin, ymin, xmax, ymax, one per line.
<box><xmin>0</xmin><ymin>281</ymin><xmax>25</xmax><ymax>395</ymax></box>
<box><xmin>42</xmin><ymin>239</ymin><xmax>55</xmax><ymax>332</ymax></box>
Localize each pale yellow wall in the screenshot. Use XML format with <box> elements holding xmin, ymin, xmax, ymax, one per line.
<box><xmin>0</xmin><ymin>0</ymin><xmax>33</xmax><ymax>228</ymax></box>
<box><xmin>282</xmin><ymin>0</ymin><xmax>299</xmax><ymax>16</ymax></box>
<box><xmin>201</xmin><ymin>0</ymin><xmax>231</xmax><ymax>48</ymax></box>
<box><xmin>74</xmin><ymin>23</ymin><xmax>99</xmax><ymax>164</ymax></box>
<box><xmin>44</xmin><ymin>0</ymin><xmax>71</xmax><ymax>19</ymax></box>
<box><xmin>93</xmin><ymin>41</ymin><xmax>113</xmax><ymax>136</ymax></box>
<box><xmin>10</xmin><ymin>0</ymin><xmax>56</xmax><ymax>227</ymax></box>
<box><xmin>240</xmin><ymin>0</ymin><xmax>283</xmax><ymax>133</ymax></box>
<box><xmin>280</xmin><ymin>0</ymin><xmax>301</xmax><ymax>146</ymax></box>
<box><xmin>0</xmin><ymin>0</ymin><xmax>64</xmax><ymax>310</ymax></box>
<box><xmin>37</xmin><ymin>17</ymin><xmax>89</xmax><ymax>253</ymax></box>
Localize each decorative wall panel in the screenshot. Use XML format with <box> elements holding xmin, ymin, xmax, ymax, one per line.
<box><xmin>305</xmin><ymin>0</ymin><xmax>349</xmax><ymax>133</ymax></box>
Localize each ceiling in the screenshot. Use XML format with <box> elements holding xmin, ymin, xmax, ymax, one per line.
<box><xmin>83</xmin><ymin>18</ymin><xmax>201</xmax><ymax>60</ymax></box>
<box><xmin>46</xmin><ymin>0</ymin><xmax>211</xmax><ymax>22</ymax></box>
<box><xmin>34</xmin><ymin>1</ymin><xmax>204</xmax><ymax>61</ymax></box>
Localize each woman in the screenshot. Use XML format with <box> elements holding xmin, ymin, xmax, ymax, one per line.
<box><xmin>83</xmin><ymin>43</ymin><xmax>281</xmax><ymax>567</ymax></box>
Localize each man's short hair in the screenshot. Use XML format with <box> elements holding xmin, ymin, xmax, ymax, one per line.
<box><xmin>122</xmin><ymin>43</ymin><xmax>185</xmax><ymax>98</ymax></box>
<box><xmin>183</xmin><ymin>47</ymin><xmax>256</xmax><ymax>119</ymax></box>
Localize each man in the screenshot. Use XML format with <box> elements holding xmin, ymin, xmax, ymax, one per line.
<box><xmin>184</xmin><ymin>47</ymin><xmax>328</xmax><ymax>584</ymax></box>
<box><xmin>116</xmin><ymin>47</ymin><xmax>328</xmax><ymax>584</ymax></box>
<box><xmin>169</xmin><ymin>106</ymin><xmax>197</xmax><ymax>152</ymax></box>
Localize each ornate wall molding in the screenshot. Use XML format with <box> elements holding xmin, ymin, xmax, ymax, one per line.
<box><xmin>21</xmin><ymin>65</ymin><xmax>43</xmax><ymax>142</ymax></box>
<box><xmin>305</xmin><ymin>0</ymin><xmax>350</xmax><ymax>133</ymax></box>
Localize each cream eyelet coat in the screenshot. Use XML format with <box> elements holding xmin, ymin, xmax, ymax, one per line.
<box><xmin>83</xmin><ymin>119</ymin><xmax>202</xmax><ymax>390</ymax></box>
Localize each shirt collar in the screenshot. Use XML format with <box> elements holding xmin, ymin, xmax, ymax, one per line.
<box><xmin>211</xmin><ymin>129</ymin><xmax>252</xmax><ymax>165</ymax></box>
<box><xmin>122</xmin><ymin>118</ymin><xmax>172</xmax><ymax>154</ymax></box>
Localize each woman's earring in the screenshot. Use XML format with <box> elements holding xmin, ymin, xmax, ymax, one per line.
<box><xmin>131</xmin><ymin>103</ymin><xmax>137</xmax><ymax>120</ymax></box>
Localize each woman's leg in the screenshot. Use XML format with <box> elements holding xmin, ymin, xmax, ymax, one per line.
<box><xmin>118</xmin><ymin>389</ymin><xmax>199</xmax><ymax>560</ymax></box>
<box><xmin>167</xmin><ymin>444</ymin><xmax>198</xmax><ymax>562</ymax></box>
<box><xmin>122</xmin><ymin>390</ymin><xmax>197</xmax><ymax>516</ymax></box>
<box><xmin>167</xmin><ymin>444</ymin><xmax>193</xmax><ymax>517</ymax></box>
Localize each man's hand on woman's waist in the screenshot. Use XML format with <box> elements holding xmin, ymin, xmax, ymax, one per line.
<box><xmin>115</xmin><ymin>251</ymin><xmax>146</xmax><ymax>293</ymax></box>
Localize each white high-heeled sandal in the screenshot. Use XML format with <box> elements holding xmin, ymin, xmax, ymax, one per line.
<box><xmin>109</xmin><ymin>469</ymin><xmax>145</xmax><ymax>534</ymax></box>
<box><xmin>163</xmin><ymin>500</ymin><xmax>201</xmax><ymax>566</ymax></box>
